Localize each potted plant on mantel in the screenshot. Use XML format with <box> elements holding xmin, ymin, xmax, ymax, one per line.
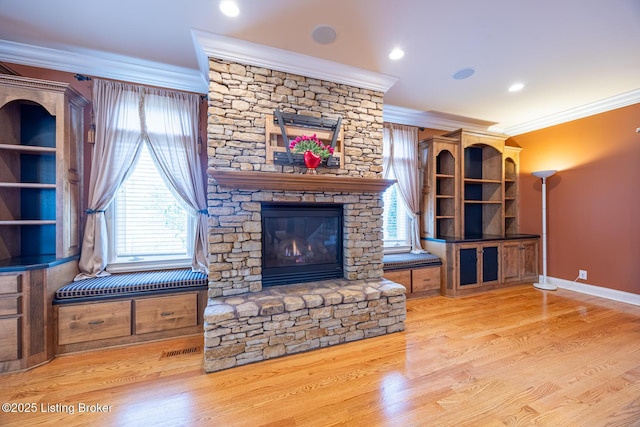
<box><xmin>289</xmin><ymin>134</ymin><xmax>334</xmax><ymax>174</ymax></box>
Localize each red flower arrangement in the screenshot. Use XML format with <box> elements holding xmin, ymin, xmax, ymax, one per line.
<box><xmin>288</xmin><ymin>134</ymin><xmax>334</xmax><ymax>159</ymax></box>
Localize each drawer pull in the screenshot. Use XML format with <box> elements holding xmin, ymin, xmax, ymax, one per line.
<box><xmin>160</xmin><ymin>311</ymin><xmax>175</xmax><ymax>317</ymax></box>
<box><xmin>88</xmin><ymin>320</ymin><xmax>104</xmax><ymax>325</ymax></box>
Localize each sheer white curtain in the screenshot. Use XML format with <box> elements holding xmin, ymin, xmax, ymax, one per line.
<box><xmin>144</xmin><ymin>89</ymin><xmax>208</xmax><ymax>273</ymax></box>
<box><xmin>383</xmin><ymin>123</ymin><xmax>425</xmax><ymax>253</ymax></box>
<box><xmin>76</xmin><ymin>80</ymin><xmax>144</xmax><ymax>279</ymax></box>
<box><xmin>76</xmin><ymin>79</ymin><xmax>207</xmax><ymax>279</ymax></box>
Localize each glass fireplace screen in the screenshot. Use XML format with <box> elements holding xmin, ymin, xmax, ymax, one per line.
<box><xmin>261</xmin><ymin>203</ymin><xmax>343</xmax><ymax>286</ymax></box>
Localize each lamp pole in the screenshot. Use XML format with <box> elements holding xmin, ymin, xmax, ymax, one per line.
<box><xmin>532</xmin><ymin>170</ymin><xmax>557</xmax><ymax>291</ymax></box>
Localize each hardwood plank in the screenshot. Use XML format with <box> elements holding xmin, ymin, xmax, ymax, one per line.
<box><xmin>0</xmin><ymin>285</ymin><xmax>638</xmax><ymax>426</ymax></box>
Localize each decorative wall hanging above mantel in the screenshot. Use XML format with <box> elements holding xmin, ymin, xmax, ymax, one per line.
<box><xmin>265</xmin><ymin>109</ymin><xmax>344</xmax><ymax>168</ymax></box>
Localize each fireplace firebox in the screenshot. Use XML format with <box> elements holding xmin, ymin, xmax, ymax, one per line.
<box><xmin>261</xmin><ymin>203</ymin><xmax>343</xmax><ymax>287</ymax></box>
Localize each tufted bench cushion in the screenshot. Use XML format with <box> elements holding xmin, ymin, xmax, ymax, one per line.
<box><xmin>53</xmin><ymin>268</ymin><xmax>208</xmax><ymax>304</ymax></box>
<box><xmin>383</xmin><ymin>252</ymin><xmax>441</xmax><ymax>271</ymax></box>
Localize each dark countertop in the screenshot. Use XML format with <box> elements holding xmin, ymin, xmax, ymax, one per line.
<box><xmin>0</xmin><ymin>255</ymin><xmax>79</xmax><ymax>272</ymax></box>
<box><xmin>423</xmin><ymin>234</ymin><xmax>539</xmax><ymax>244</ymax></box>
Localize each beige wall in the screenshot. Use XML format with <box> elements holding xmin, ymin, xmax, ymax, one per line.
<box><xmin>509</xmin><ymin>103</ymin><xmax>640</xmax><ymax>294</ymax></box>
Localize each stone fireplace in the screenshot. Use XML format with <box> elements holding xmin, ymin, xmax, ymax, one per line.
<box><xmin>203</xmin><ymin>56</ymin><xmax>406</xmax><ymax>372</ymax></box>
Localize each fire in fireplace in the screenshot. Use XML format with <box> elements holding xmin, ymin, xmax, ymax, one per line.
<box><xmin>261</xmin><ymin>203</ymin><xmax>343</xmax><ymax>286</ymax></box>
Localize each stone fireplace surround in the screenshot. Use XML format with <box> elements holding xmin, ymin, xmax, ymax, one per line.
<box><xmin>203</xmin><ymin>57</ymin><xmax>406</xmax><ymax>372</ymax></box>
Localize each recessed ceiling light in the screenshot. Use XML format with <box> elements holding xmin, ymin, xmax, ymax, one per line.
<box><xmin>509</xmin><ymin>82</ymin><xmax>525</xmax><ymax>92</ymax></box>
<box><xmin>389</xmin><ymin>48</ymin><xmax>404</xmax><ymax>60</ymax></box>
<box><xmin>452</xmin><ymin>67</ymin><xmax>475</xmax><ymax>80</ymax></box>
<box><xmin>312</xmin><ymin>25</ymin><xmax>337</xmax><ymax>45</ymax></box>
<box><xmin>219</xmin><ymin>0</ymin><xmax>240</xmax><ymax>17</ymax></box>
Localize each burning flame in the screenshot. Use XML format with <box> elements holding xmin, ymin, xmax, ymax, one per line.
<box><xmin>285</xmin><ymin>240</ymin><xmax>302</xmax><ymax>257</ymax></box>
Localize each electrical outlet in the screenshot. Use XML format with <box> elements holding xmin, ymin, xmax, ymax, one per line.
<box><xmin>579</xmin><ymin>270</ymin><xmax>588</xmax><ymax>280</ymax></box>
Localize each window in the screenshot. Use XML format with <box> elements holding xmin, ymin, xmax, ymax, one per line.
<box><xmin>382</xmin><ymin>179</ymin><xmax>411</xmax><ymax>252</ymax></box>
<box><xmin>107</xmin><ymin>143</ymin><xmax>193</xmax><ymax>272</ymax></box>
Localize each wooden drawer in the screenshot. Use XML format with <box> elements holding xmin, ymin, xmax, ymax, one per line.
<box><xmin>0</xmin><ymin>316</ymin><xmax>20</xmax><ymax>362</ymax></box>
<box><xmin>412</xmin><ymin>267</ymin><xmax>441</xmax><ymax>292</ymax></box>
<box><xmin>383</xmin><ymin>270</ymin><xmax>412</xmax><ymax>288</ymax></box>
<box><xmin>0</xmin><ymin>296</ymin><xmax>21</xmax><ymax>316</ymax></box>
<box><xmin>58</xmin><ymin>300</ymin><xmax>132</xmax><ymax>345</ymax></box>
<box><xmin>134</xmin><ymin>293</ymin><xmax>197</xmax><ymax>335</ymax></box>
<box><xmin>0</xmin><ymin>274</ymin><xmax>21</xmax><ymax>294</ymax></box>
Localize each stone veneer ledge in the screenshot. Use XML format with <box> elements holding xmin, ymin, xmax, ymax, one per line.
<box><xmin>203</xmin><ymin>278</ymin><xmax>406</xmax><ymax>372</ymax></box>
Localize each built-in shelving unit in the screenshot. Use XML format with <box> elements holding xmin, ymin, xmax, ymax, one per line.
<box><xmin>419</xmin><ymin>129</ymin><xmax>538</xmax><ymax>297</ymax></box>
<box><xmin>0</xmin><ymin>75</ymin><xmax>87</xmax><ymax>373</ymax></box>
<box><xmin>0</xmin><ymin>75</ymin><xmax>87</xmax><ymax>262</ymax></box>
<box><xmin>435</xmin><ymin>149</ymin><xmax>456</xmax><ymax>238</ymax></box>
<box><xmin>503</xmin><ymin>147</ymin><xmax>521</xmax><ymax>235</ymax></box>
<box><xmin>420</xmin><ymin>135</ymin><xmax>459</xmax><ymax>240</ymax></box>
<box><xmin>460</xmin><ymin>133</ymin><xmax>504</xmax><ymax>238</ymax></box>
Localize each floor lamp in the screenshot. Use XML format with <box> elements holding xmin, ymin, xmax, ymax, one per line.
<box><xmin>532</xmin><ymin>170</ymin><xmax>557</xmax><ymax>291</ymax></box>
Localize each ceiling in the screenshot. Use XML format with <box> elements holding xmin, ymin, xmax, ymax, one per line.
<box><xmin>1</xmin><ymin>0</ymin><xmax>639</xmax><ymax>135</ymax></box>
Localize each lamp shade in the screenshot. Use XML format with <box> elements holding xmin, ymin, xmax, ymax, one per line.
<box><xmin>532</xmin><ymin>170</ymin><xmax>557</xmax><ymax>179</ymax></box>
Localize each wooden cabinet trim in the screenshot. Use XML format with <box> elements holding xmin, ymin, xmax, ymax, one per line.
<box><xmin>0</xmin><ymin>316</ymin><xmax>20</xmax><ymax>362</ymax></box>
<box><xmin>411</xmin><ymin>267</ymin><xmax>440</xmax><ymax>292</ymax></box>
<box><xmin>0</xmin><ymin>274</ymin><xmax>21</xmax><ymax>294</ymax></box>
<box><xmin>134</xmin><ymin>293</ymin><xmax>198</xmax><ymax>335</ymax></box>
<box><xmin>57</xmin><ymin>300</ymin><xmax>132</xmax><ymax>345</ymax></box>
<box><xmin>0</xmin><ymin>295</ymin><xmax>20</xmax><ymax>316</ymax></box>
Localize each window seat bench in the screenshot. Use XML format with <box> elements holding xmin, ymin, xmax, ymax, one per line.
<box><xmin>383</xmin><ymin>253</ymin><xmax>442</xmax><ymax>298</ymax></box>
<box><xmin>52</xmin><ymin>269</ymin><xmax>208</xmax><ymax>354</ymax></box>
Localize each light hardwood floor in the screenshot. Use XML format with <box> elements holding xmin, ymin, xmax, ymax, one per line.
<box><xmin>1</xmin><ymin>285</ymin><xmax>639</xmax><ymax>427</ymax></box>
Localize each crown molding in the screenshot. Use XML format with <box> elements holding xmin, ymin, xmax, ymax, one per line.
<box><xmin>0</xmin><ymin>39</ymin><xmax>208</xmax><ymax>94</ymax></box>
<box><xmin>386</xmin><ymin>89</ymin><xmax>640</xmax><ymax>135</ymax></box>
<box><xmin>383</xmin><ymin>104</ymin><xmax>494</xmax><ymax>133</ymax></box>
<box><xmin>191</xmin><ymin>30</ymin><xmax>399</xmax><ymax>93</ymax></box>
<box><xmin>3</xmin><ymin>36</ymin><xmax>637</xmax><ymax>134</ymax></box>
<box><xmin>500</xmin><ymin>88</ymin><xmax>640</xmax><ymax>135</ymax></box>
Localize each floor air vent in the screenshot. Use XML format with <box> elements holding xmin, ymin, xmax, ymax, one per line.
<box><xmin>161</xmin><ymin>346</ymin><xmax>202</xmax><ymax>358</ymax></box>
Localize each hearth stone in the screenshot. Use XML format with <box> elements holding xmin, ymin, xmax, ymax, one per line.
<box><xmin>203</xmin><ymin>278</ymin><xmax>406</xmax><ymax>372</ymax></box>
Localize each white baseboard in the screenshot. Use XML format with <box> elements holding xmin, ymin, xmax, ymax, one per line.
<box><xmin>542</xmin><ymin>276</ymin><xmax>640</xmax><ymax>306</ymax></box>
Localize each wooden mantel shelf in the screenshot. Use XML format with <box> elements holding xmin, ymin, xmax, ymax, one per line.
<box><xmin>207</xmin><ymin>169</ymin><xmax>396</xmax><ymax>193</ymax></box>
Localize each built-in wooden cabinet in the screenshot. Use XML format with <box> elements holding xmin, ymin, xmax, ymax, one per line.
<box><xmin>0</xmin><ymin>75</ymin><xmax>86</xmax><ymax>373</ymax></box>
<box><xmin>426</xmin><ymin>237</ymin><xmax>538</xmax><ymax>297</ymax></box>
<box><xmin>0</xmin><ymin>261</ymin><xmax>78</xmax><ymax>373</ymax></box>
<box><xmin>420</xmin><ymin>129</ymin><xmax>539</xmax><ymax>296</ymax></box>
<box><xmin>456</xmin><ymin>241</ymin><xmax>500</xmax><ymax>290</ymax></box>
<box><xmin>0</xmin><ymin>75</ymin><xmax>87</xmax><ymax>261</ymax></box>
<box><xmin>501</xmin><ymin>238</ymin><xmax>538</xmax><ymax>284</ymax></box>
<box><xmin>0</xmin><ymin>273</ymin><xmax>21</xmax><ymax>365</ymax></box>
<box><xmin>383</xmin><ymin>265</ymin><xmax>441</xmax><ymax>298</ymax></box>
<box><xmin>55</xmin><ymin>291</ymin><xmax>206</xmax><ymax>354</ymax></box>
<box><xmin>57</xmin><ymin>300</ymin><xmax>132</xmax><ymax>345</ymax></box>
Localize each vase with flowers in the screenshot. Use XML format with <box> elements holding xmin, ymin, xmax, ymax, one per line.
<box><xmin>288</xmin><ymin>134</ymin><xmax>334</xmax><ymax>174</ymax></box>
